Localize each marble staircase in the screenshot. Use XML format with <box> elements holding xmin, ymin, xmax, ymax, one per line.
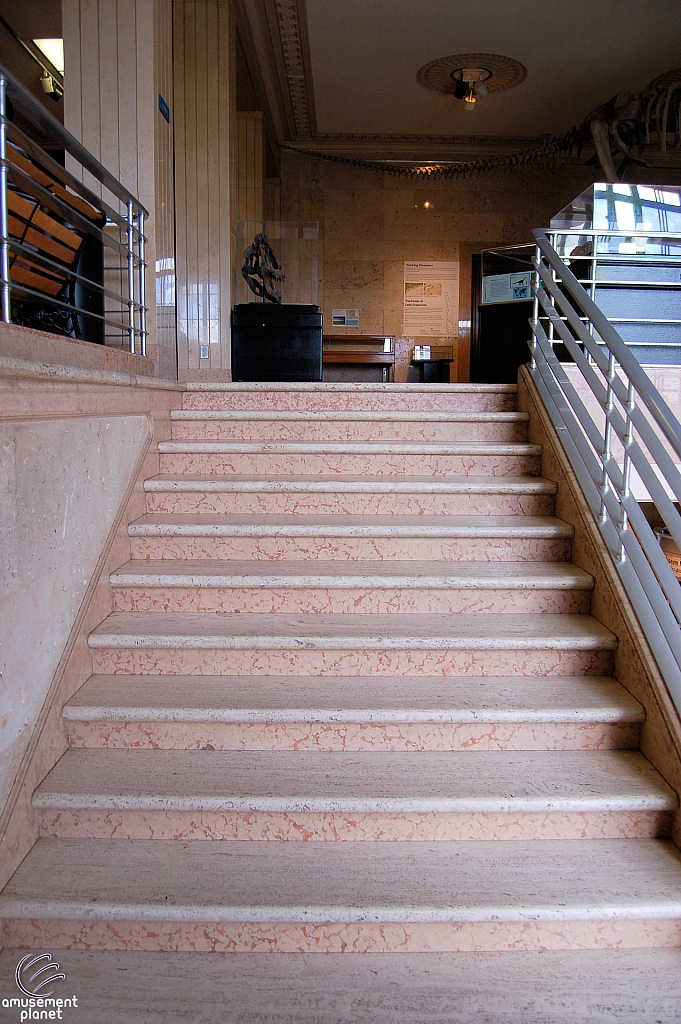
<box><xmin>2</xmin><ymin>382</ymin><xmax>681</xmax><ymax>954</ymax></box>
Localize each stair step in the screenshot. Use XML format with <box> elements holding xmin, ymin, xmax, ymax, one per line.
<box><xmin>182</xmin><ymin>382</ymin><xmax>518</xmax><ymax>414</ymax></box>
<box><xmin>110</xmin><ymin>559</ymin><xmax>593</xmax><ymax>615</ymax></box>
<box><xmin>157</xmin><ymin>442</ymin><xmax>542</xmax><ymax>478</ymax></box>
<box><xmin>143</xmin><ymin>474</ymin><xmax>557</xmax><ymax>516</ymax></box>
<box><xmin>87</xmin><ymin>612</ymin><xmax>617</xmax><ymax>680</ymax></box>
<box><xmin>2</xmin><ymin>947</ymin><xmax>679</xmax><ymax>1024</ymax></box>
<box><xmin>63</xmin><ymin>673</ymin><xmax>643</xmax><ymax>752</ymax></box>
<box><xmin>170</xmin><ymin>410</ymin><xmax>529</xmax><ymax>442</ymax></box>
<box><xmin>128</xmin><ymin>513</ymin><xmax>572</xmax><ymax>561</ymax></box>
<box><xmin>3</xmin><ymin>837</ymin><xmax>681</xmax><ymax>951</ymax></box>
<box><xmin>88</xmin><ymin>611</ymin><xmax>617</xmax><ymax>650</ymax></box>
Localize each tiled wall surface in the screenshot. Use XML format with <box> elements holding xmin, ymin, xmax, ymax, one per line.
<box><xmin>173</xmin><ymin>0</ymin><xmax>234</xmax><ymax>379</ymax></box>
<box><xmin>281</xmin><ymin>152</ymin><xmax>596</xmax><ymax>380</ymax></box>
<box><xmin>62</xmin><ymin>0</ymin><xmax>177</xmax><ymax>378</ymax></box>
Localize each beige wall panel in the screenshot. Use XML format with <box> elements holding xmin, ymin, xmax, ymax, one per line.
<box><xmin>61</xmin><ymin>0</ymin><xmax>176</xmax><ymax>376</ymax></box>
<box><xmin>174</xmin><ymin>0</ymin><xmax>233</xmax><ymax>379</ymax></box>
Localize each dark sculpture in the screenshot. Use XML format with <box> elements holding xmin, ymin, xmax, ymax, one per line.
<box><xmin>241</xmin><ymin>233</ymin><xmax>285</xmax><ymax>303</ymax></box>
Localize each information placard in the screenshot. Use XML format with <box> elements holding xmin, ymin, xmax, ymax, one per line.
<box><xmin>403</xmin><ymin>262</ymin><xmax>459</xmax><ymax>337</ymax></box>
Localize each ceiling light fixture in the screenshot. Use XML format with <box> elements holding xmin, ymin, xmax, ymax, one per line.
<box><xmin>416</xmin><ymin>53</ymin><xmax>526</xmax><ymax>113</ymax></box>
<box><xmin>453</xmin><ymin>68</ymin><xmax>491</xmax><ymax>112</ymax></box>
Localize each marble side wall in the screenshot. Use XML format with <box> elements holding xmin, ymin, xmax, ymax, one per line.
<box><xmin>0</xmin><ymin>358</ymin><xmax>183</xmax><ymax>893</ymax></box>
<box><xmin>518</xmin><ymin>366</ymin><xmax>681</xmax><ymax>845</ymax></box>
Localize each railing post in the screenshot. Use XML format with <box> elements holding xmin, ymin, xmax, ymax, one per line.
<box><xmin>616</xmin><ymin>380</ymin><xmax>636</xmax><ymax>561</ymax></box>
<box><xmin>599</xmin><ymin>350</ymin><xmax>616</xmax><ymax>522</ymax></box>
<box><xmin>0</xmin><ymin>77</ymin><xmax>11</xmax><ymax>323</ymax></box>
<box><xmin>530</xmin><ymin>244</ymin><xmax>541</xmax><ymax>370</ymax></box>
<box><xmin>126</xmin><ymin>200</ymin><xmax>135</xmax><ymax>353</ymax></box>
<box><xmin>137</xmin><ymin>209</ymin><xmax>147</xmax><ymax>358</ymax></box>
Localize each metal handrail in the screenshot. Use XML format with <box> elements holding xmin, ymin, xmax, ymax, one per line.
<box><xmin>0</xmin><ymin>62</ymin><xmax>148</xmax><ymax>355</ymax></box>
<box><xmin>530</xmin><ymin>228</ymin><xmax>681</xmax><ymax>708</ymax></box>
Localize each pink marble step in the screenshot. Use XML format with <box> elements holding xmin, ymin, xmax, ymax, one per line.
<box><xmin>182</xmin><ymin>383</ymin><xmax>518</xmax><ymax>414</ymax></box>
<box><xmin>109</xmin><ymin>560</ymin><xmax>593</xmax><ymax>615</ymax></box>
<box><xmin>34</xmin><ymin>748</ymin><xmax>675</xmax><ymax>843</ymax></box>
<box><xmin>64</xmin><ymin>674</ymin><xmax>643</xmax><ymax>753</ymax></box>
<box><xmin>128</xmin><ymin>514</ymin><xmax>572</xmax><ymax>562</ymax></box>
<box><xmin>143</xmin><ymin>475</ymin><xmax>557</xmax><ymax>517</ymax></box>
<box><xmin>4</xmin><ymin>838</ymin><xmax>681</xmax><ymax>952</ymax></box>
<box><xmin>157</xmin><ymin>441</ymin><xmax>542</xmax><ymax>478</ymax></box>
<box><xmin>87</xmin><ymin>611</ymin><xmax>617</xmax><ymax>678</ymax></box>
<box><xmin>170</xmin><ymin>411</ymin><xmax>529</xmax><ymax>443</ymax></box>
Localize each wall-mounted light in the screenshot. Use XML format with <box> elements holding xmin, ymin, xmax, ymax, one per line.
<box><xmin>33</xmin><ymin>38</ymin><xmax>64</xmax><ymax>75</ymax></box>
<box><xmin>39</xmin><ymin>71</ymin><xmax>54</xmax><ymax>94</ymax></box>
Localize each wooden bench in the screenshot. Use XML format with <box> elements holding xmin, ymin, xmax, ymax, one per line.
<box><xmin>6</xmin><ymin>136</ymin><xmax>105</xmax><ymax>340</ymax></box>
<box><xmin>323</xmin><ymin>335</ymin><xmax>395</xmax><ymax>382</ymax></box>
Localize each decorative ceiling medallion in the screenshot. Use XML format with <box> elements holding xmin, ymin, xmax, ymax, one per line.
<box><xmin>416</xmin><ymin>53</ymin><xmax>527</xmax><ymax>96</ymax></box>
<box><xmin>649</xmin><ymin>68</ymin><xmax>681</xmax><ymax>92</ymax></box>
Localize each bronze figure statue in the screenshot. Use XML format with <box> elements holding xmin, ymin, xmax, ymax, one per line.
<box><xmin>241</xmin><ymin>233</ymin><xmax>285</xmax><ymax>303</ymax></box>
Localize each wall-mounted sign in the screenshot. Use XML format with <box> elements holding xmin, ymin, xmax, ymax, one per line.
<box><xmin>332</xmin><ymin>308</ymin><xmax>359</xmax><ymax>327</ymax></box>
<box><xmin>481</xmin><ymin>271</ymin><xmax>532</xmax><ymax>305</ymax></box>
<box><xmin>158</xmin><ymin>94</ymin><xmax>170</xmax><ymax>123</ymax></box>
<box><xmin>404</xmin><ymin>262</ymin><xmax>459</xmax><ymax>336</ymax></box>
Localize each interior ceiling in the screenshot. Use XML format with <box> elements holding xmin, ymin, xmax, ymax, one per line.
<box><xmin>303</xmin><ymin>0</ymin><xmax>681</xmax><ymax>140</ymax></box>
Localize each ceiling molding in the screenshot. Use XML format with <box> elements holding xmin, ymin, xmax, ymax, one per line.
<box><xmin>237</xmin><ymin>0</ymin><xmax>316</xmax><ymax>143</ymax></box>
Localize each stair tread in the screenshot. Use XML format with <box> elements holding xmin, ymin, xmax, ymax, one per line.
<box><xmin>144</xmin><ymin>474</ymin><xmax>557</xmax><ymax>493</ymax></box>
<box><xmin>64</xmin><ymin>674</ymin><xmax>644</xmax><ymax>723</ymax></box>
<box><xmin>111</xmin><ymin>559</ymin><xmax>593</xmax><ymax>589</ymax></box>
<box><xmin>129</xmin><ymin>513</ymin><xmax>572</xmax><ymax>537</ymax></box>
<box><xmin>171</xmin><ymin>409</ymin><xmax>530</xmax><ymax>422</ymax></box>
<box><xmin>159</xmin><ymin>440</ymin><xmax>542</xmax><ymax>454</ymax></box>
<box><xmin>184</xmin><ymin>382</ymin><xmax>518</xmax><ymax>393</ymax></box>
<box><xmin>0</xmin><ymin>947</ymin><xmax>679</xmax><ymax>1024</ymax></box>
<box><xmin>88</xmin><ymin>612</ymin><xmax>617</xmax><ymax>650</ymax></box>
<box><xmin>2</xmin><ymin>837</ymin><xmax>680</xmax><ymax>921</ymax></box>
<box><xmin>33</xmin><ymin>749</ymin><xmax>675</xmax><ymax>813</ymax></box>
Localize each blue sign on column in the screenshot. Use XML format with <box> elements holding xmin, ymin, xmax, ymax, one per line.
<box><xmin>158</xmin><ymin>94</ymin><xmax>170</xmax><ymax>123</ymax></box>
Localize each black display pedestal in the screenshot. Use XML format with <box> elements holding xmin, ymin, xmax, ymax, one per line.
<box><xmin>231</xmin><ymin>303</ymin><xmax>323</xmax><ymax>382</ymax></box>
<box><xmin>411</xmin><ymin>359</ymin><xmax>454</xmax><ymax>384</ymax></box>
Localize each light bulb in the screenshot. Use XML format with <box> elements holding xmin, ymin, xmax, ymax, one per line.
<box><xmin>463</xmin><ymin>86</ymin><xmax>477</xmax><ymax>111</ymax></box>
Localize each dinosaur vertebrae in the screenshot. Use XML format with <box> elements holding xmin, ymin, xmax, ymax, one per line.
<box><xmin>283</xmin><ymin>83</ymin><xmax>681</xmax><ymax>183</ymax></box>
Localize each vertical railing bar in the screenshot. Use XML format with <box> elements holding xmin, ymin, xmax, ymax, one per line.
<box><xmin>138</xmin><ymin>208</ymin><xmax>147</xmax><ymax>358</ymax></box>
<box><xmin>126</xmin><ymin>200</ymin><xmax>135</xmax><ymax>354</ymax></box>
<box><xmin>0</xmin><ymin>78</ymin><xmax>11</xmax><ymax>324</ymax></box>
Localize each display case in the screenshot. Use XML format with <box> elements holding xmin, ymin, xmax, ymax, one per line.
<box><xmin>231</xmin><ymin>221</ymin><xmax>321</xmax><ymax>381</ymax></box>
<box><xmin>235</xmin><ymin>221</ymin><xmax>319</xmax><ymax>306</ymax></box>
<box><xmin>547</xmin><ymin>184</ymin><xmax>681</xmax><ymax>364</ymax></box>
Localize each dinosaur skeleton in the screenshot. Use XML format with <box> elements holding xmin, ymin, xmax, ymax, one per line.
<box><xmin>284</xmin><ymin>82</ymin><xmax>681</xmax><ymax>183</ymax></box>
<box><xmin>241</xmin><ymin>233</ymin><xmax>285</xmax><ymax>303</ymax></box>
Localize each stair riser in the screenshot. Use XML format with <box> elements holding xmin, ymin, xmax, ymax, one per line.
<box><xmin>6</xmin><ymin>917</ymin><xmax>680</xmax><ymax>953</ymax></box>
<box><xmin>144</xmin><ymin>492</ymin><xmax>556</xmax><ymax>517</ymax></box>
<box><xmin>182</xmin><ymin>393</ymin><xmax>518</xmax><ymax>413</ymax></box>
<box><xmin>110</xmin><ymin>586</ymin><xmax>592</xmax><ymax>616</ymax></box>
<box><xmin>171</xmin><ymin>421</ymin><xmax>529</xmax><ymax>443</ymax></box>
<box><xmin>159</xmin><ymin>453</ymin><xmax>542</xmax><ymax>477</ymax></box>
<box><xmin>66</xmin><ymin>720</ymin><xmax>640</xmax><ymax>752</ymax></box>
<box><xmin>38</xmin><ymin>809</ymin><xmax>668</xmax><ymax>843</ymax></box>
<box><xmin>129</xmin><ymin>536</ymin><xmax>571</xmax><ymax>562</ymax></box>
<box><xmin>91</xmin><ymin>649</ymin><xmax>615</xmax><ymax>678</ymax></box>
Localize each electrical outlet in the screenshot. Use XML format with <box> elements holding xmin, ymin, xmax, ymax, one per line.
<box><xmin>200</xmin><ymin>345</ymin><xmax>209</xmax><ymax>360</ymax></box>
